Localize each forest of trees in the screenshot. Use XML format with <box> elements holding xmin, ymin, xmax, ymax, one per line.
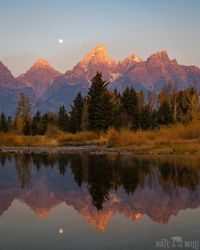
<box><xmin>0</xmin><ymin>72</ymin><xmax>199</xmax><ymax>135</ymax></box>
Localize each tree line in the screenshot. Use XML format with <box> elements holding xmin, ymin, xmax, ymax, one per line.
<box><xmin>0</xmin><ymin>72</ymin><xmax>199</xmax><ymax>135</ymax></box>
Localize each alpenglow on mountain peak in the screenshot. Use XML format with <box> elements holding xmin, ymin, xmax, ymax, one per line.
<box><xmin>17</xmin><ymin>58</ymin><xmax>61</xmax><ymax>97</ymax></box>
<box><xmin>31</xmin><ymin>59</ymin><xmax>53</xmax><ymax>69</ymax></box>
<box><xmin>79</xmin><ymin>44</ymin><xmax>116</xmax><ymax>69</ymax></box>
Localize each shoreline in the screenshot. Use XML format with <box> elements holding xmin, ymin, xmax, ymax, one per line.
<box><xmin>0</xmin><ymin>145</ymin><xmax>200</xmax><ymax>155</ymax></box>
<box><xmin>0</xmin><ymin>146</ymin><xmax>134</xmax><ymax>155</ymax></box>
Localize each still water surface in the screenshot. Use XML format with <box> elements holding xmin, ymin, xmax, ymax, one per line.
<box><xmin>0</xmin><ymin>153</ymin><xmax>200</xmax><ymax>250</ymax></box>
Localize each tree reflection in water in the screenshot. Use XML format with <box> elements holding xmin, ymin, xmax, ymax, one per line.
<box><xmin>0</xmin><ymin>153</ymin><xmax>200</xmax><ymax>229</ymax></box>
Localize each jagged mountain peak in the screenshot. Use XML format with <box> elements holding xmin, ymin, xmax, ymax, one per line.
<box><xmin>0</xmin><ymin>60</ymin><xmax>21</xmax><ymax>89</ymax></box>
<box><xmin>17</xmin><ymin>59</ymin><xmax>61</xmax><ymax>97</ymax></box>
<box><xmin>119</xmin><ymin>54</ymin><xmax>143</xmax><ymax>64</ymax></box>
<box><xmin>0</xmin><ymin>61</ymin><xmax>14</xmax><ymax>78</ymax></box>
<box><xmin>155</xmin><ymin>50</ymin><xmax>168</xmax><ymax>57</ymax></box>
<box><xmin>118</xmin><ymin>54</ymin><xmax>143</xmax><ymax>73</ymax></box>
<box><xmin>92</xmin><ymin>43</ymin><xmax>107</xmax><ymax>52</ymax></box>
<box><xmin>147</xmin><ymin>50</ymin><xmax>170</xmax><ymax>63</ymax></box>
<box><xmin>30</xmin><ymin>59</ymin><xmax>53</xmax><ymax>70</ymax></box>
<box><xmin>86</xmin><ymin>43</ymin><xmax>107</xmax><ymax>56</ymax></box>
<box><xmin>78</xmin><ymin>44</ymin><xmax>116</xmax><ymax>70</ymax></box>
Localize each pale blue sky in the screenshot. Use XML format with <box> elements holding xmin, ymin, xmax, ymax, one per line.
<box><xmin>0</xmin><ymin>0</ymin><xmax>200</xmax><ymax>76</ymax></box>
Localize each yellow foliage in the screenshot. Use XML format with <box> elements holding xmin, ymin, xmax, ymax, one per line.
<box><xmin>106</xmin><ymin>128</ymin><xmax>120</xmax><ymax>146</ymax></box>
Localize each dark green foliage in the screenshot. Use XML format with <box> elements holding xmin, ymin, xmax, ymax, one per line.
<box><xmin>0</xmin><ymin>113</ymin><xmax>13</xmax><ymax>133</ymax></box>
<box><xmin>81</xmin><ymin>101</ymin><xmax>89</xmax><ymax>131</ymax></box>
<box><xmin>111</xmin><ymin>89</ymin><xmax>122</xmax><ymax>128</ymax></box>
<box><xmin>43</xmin><ymin>112</ymin><xmax>57</xmax><ymax>126</ymax></box>
<box><xmin>0</xmin><ymin>113</ymin><xmax>9</xmax><ymax>132</ymax></box>
<box><xmin>140</xmin><ymin>105</ymin><xmax>155</xmax><ymax>130</ymax></box>
<box><xmin>57</xmin><ymin>105</ymin><xmax>69</xmax><ymax>132</ymax></box>
<box><xmin>69</xmin><ymin>92</ymin><xmax>84</xmax><ymax>133</ymax></box>
<box><xmin>120</xmin><ymin>87</ymin><xmax>140</xmax><ymax>129</ymax></box>
<box><xmin>87</xmin><ymin>72</ymin><xmax>113</xmax><ymax>131</ymax></box>
<box><xmin>32</xmin><ymin>111</ymin><xmax>47</xmax><ymax>135</ymax></box>
<box><xmin>23</xmin><ymin>119</ymin><xmax>32</xmax><ymax>135</ymax></box>
<box><xmin>7</xmin><ymin>116</ymin><xmax>13</xmax><ymax>131</ymax></box>
<box><xmin>156</xmin><ymin>100</ymin><xmax>174</xmax><ymax>125</ymax></box>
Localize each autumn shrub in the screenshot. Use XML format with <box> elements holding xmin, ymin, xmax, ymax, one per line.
<box><xmin>102</xmin><ymin>121</ymin><xmax>200</xmax><ymax>148</ymax></box>
<box><xmin>57</xmin><ymin>131</ymin><xmax>99</xmax><ymax>145</ymax></box>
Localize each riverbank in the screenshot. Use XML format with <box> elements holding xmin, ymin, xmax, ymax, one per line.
<box><xmin>0</xmin><ymin>144</ymin><xmax>200</xmax><ymax>155</ymax></box>
<box><xmin>0</xmin><ymin>121</ymin><xmax>200</xmax><ymax>154</ymax></box>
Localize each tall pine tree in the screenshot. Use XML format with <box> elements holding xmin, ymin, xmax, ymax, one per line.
<box><xmin>69</xmin><ymin>92</ymin><xmax>84</xmax><ymax>133</ymax></box>
<box><xmin>57</xmin><ymin>105</ymin><xmax>69</xmax><ymax>132</ymax></box>
<box><xmin>32</xmin><ymin>110</ymin><xmax>47</xmax><ymax>135</ymax></box>
<box><xmin>156</xmin><ymin>100</ymin><xmax>174</xmax><ymax>125</ymax></box>
<box><xmin>120</xmin><ymin>87</ymin><xmax>139</xmax><ymax>130</ymax></box>
<box><xmin>0</xmin><ymin>113</ymin><xmax>8</xmax><ymax>133</ymax></box>
<box><xmin>81</xmin><ymin>101</ymin><xmax>89</xmax><ymax>131</ymax></box>
<box><xmin>87</xmin><ymin>72</ymin><xmax>113</xmax><ymax>131</ymax></box>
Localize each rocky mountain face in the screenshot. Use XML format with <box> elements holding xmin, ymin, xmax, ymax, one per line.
<box><xmin>111</xmin><ymin>51</ymin><xmax>200</xmax><ymax>92</ymax></box>
<box><xmin>117</xmin><ymin>54</ymin><xmax>143</xmax><ymax>74</ymax></box>
<box><xmin>0</xmin><ymin>61</ymin><xmax>35</xmax><ymax>115</ymax></box>
<box><xmin>0</xmin><ymin>61</ymin><xmax>31</xmax><ymax>89</ymax></box>
<box><xmin>42</xmin><ymin>45</ymin><xmax>200</xmax><ymax>112</ymax></box>
<box><xmin>1</xmin><ymin>44</ymin><xmax>200</xmax><ymax>114</ymax></box>
<box><xmin>40</xmin><ymin>44</ymin><xmax>118</xmax><ymax>111</ymax></box>
<box><xmin>70</xmin><ymin>44</ymin><xmax>117</xmax><ymax>82</ymax></box>
<box><xmin>17</xmin><ymin>59</ymin><xmax>61</xmax><ymax>97</ymax></box>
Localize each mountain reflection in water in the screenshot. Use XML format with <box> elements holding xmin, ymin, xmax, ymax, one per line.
<box><xmin>0</xmin><ymin>153</ymin><xmax>200</xmax><ymax>232</ymax></box>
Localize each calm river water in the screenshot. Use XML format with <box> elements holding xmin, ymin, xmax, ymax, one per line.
<box><xmin>0</xmin><ymin>153</ymin><xmax>200</xmax><ymax>250</ymax></box>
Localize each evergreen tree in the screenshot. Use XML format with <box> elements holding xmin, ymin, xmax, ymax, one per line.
<box><xmin>43</xmin><ymin>112</ymin><xmax>57</xmax><ymax>126</ymax></box>
<box><xmin>140</xmin><ymin>104</ymin><xmax>154</xmax><ymax>130</ymax></box>
<box><xmin>156</xmin><ymin>100</ymin><xmax>174</xmax><ymax>125</ymax></box>
<box><xmin>23</xmin><ymin>119</ymin><xmax>32</xmax><ymax>135</ymax></box>
<box><xmin>69</xmin><ymin>92</ymin><xmax>84</xmax><ymax>133</ymax></box>
<box><xmin>0</xmin><ymin>113</ymin><xmax>8</xmax><ymax>132</ymax></box>
<box><xmin>111</xmin><ymin>89</ymin><xmax>122</xmax><ymax>128</ymax></box>
<box><xmin>7</xmin><ymin>116</ymin><xmax>13</xmax><ymax>132</ymax></box>
<box><xmin>32</xmin><ymin>111</ymin><xmax>46</xmax><ymax>135</ymax></box>
<box><xmin>57</xmin><ymin>105</ymin><xmax>69</xmax><ymax>132</ymax></box>
<box><xmin>81</xmin><ymin>101</ymin><xmax>89</xmax><ymax>131</ymax></box>
<box><xmin>87</xmin><ymin>72</ymin><xmax>113</xmax><ymax>131</ymax></box>
<box><xmin>120</xmin><ymin>87</ymin><xmax>139</xmax><ymax>129</ymax></box>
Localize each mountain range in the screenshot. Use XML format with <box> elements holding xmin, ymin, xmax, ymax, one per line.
<box><xmin>1</xmin><ymin>44</ymin><xmax>200</xmax><ymax>115</ymax></box>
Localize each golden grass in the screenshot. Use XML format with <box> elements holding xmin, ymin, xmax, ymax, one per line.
<box><xmin>103</xmin><ymin>121</ymin><xmax>200</xmax><ymax>153</ymax></box>
<box><xmin>0</xmin><ymin>121</ymin><xmax>200</xmax><ymax>154</ymax></box>
<box><xmin>55</xmin><ymin>131</ymin><xmax>99</xmax><ymax>145</ymax></box>
<box><xmin>0</xmin><ymin>133</ymin><xmax>58</xmax><ymax>147</ymax></box>
<box><xmin>0</xmin><ymin>129</ymin><xmax>99</xmax><ymax>147</ymax></box>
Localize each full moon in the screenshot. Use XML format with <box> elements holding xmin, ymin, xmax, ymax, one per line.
<box><xmin>59</xmin><ymin>228</ymin><xmax>64</xmax><ymax>234</ymax></box>
<box><xmin>58</xmin><ymin>38</ymin><xmax>64</xmax><ymax>44</ymax></box>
